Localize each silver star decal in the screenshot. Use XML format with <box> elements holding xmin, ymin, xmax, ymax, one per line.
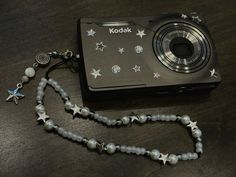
<box><xmin>181</xmin><ymin>14</ymin><xmax>188</xmax><ymax>19</ymax></box>
<box><xmin>158</xmin><ymin>153</ymin><xmax>169</xmax><ymax>165</ymax></box>
<box><xmin>87</xmin><ymin>29</ymin><xmax>96</xmax><ymax>37</ymax></box>
<box><xmin>95</xmin><ymin>42</ymin><xmax>107</xmax><ymax>52</ymax></box>
<box><xmin>132</xmin><ymin>65</ymin><xmax>141</xmax><ymax>72</ymax></box>
<box><xmin>37</xmin><ymin>112</ymin><xmax>49</xmax><ymax>123</ymax></box>
<box><xmin>153</xmin><ymin>72</ymin><xmax>160</xmax><ymax>78</ymax></box>
<box><xmin>192</xmin><ymin>16</ymin><xmax>202</xmax><ymax>23</ymax></box>
<box><xmin>187</xmin><ymin>121</ymin><xmax>198</xmax><ymax>130</ymax></box>
<box><xmin>118</xmin><ymin>48</ymin><xmax>125</xmax><ymax>54</ymax></box>
<box><xmin>136</xmin><ymin>29</ymin><xmax>146</xmax><ymax>38</ymax></box>
<box><xmin>6</xmin><ymin>88</ymin><xmax>24</xmax><ymax>105</ymax></box>
<box><xmin>71</xmin><ymin>104</ymin><xmax>81</xmax><ymax>116</ymax></box>
<box><xmin>209</xmin><ymin>68</ymin><xmax>218</xmax><ymax>78</ymax></box>
<box><xmin>134</xmin><ymin>45</ymin><xmax>143</xmax><ymax>53</ymax></box>
<box><xmin>90</xmin><ymin>68</ymin><xmax>102</xmax><ymax>79</ymax></box>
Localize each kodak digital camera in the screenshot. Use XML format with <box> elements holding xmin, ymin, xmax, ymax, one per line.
<box><xmin>77</xmin><ymin>13</ymin><xmax>221</xmax><ymax>99</ymax></box>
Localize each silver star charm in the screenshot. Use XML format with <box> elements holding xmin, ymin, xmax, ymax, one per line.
<box><xmin>90</xmin><ymin>68</ymin><xmax>102</xmax><ymax>79</ymax></box>
<box><xmin>130</xmin><ymin>116</ymin><xmax>138</xmax><ymax>123</ymax></box>
<box><xmin>209</xmin><ymin>68</ymin><xmax>218</xmax><ymax>78</ymax></box>
<box><xmin>71</xmin><ymin>104</ymin><xmax>81</xmax><ymax>116</ymax></box>
<box><xmin>6</xmin><ymin>88</ymin><xmax>24</xmax><ymax>105</ymax></box>
<box><xmin>181</xmin><ymin>14</ymin><xmax>188</xmax><ymax>19</ymax></box>
<box><xmin>37</xmin><ymin>112</ymin><xmax>49</xmax><ymax>123</ymax></box>
<box><xmin>118</xmin><ymin>48</ymin><xmax>125</xmax><ymax>54</ymax></box>
<box><xmin>187</xmin><ymin>121</ymin><xmax>198</xmax><ymax>130</ymax></box>
<box><xmin>132</xmin><ymin>65</ymin><xmax>141</xmax><ymax>72</ymax></box>
<box><xmin>158</xmin><ymin>153</ymin><xmax>169</xmax><ymax>165</ymax></box>
<box><xmin>136</xmin><ymin>29</ymin><xmax>146</xmax><ymax>38</ymax></box>
<box><xmin>87</xmin><ymin>29</ymin><xmax>96</xmax><ymax>37</ymax></box>
<box><xmin>95</xmin><ymin>42</ymin><xmax>107</xmax><ymax>52</ymax></box>
<box><xmin>153</xmin><ymin>72</ymin><xmax>160</xmax><ymax>78</ymax></box>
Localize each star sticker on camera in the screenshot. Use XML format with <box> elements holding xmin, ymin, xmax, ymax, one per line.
<box><xmin>192</xmin><ymin>15</ymin><xmax>202</xmax><ymax>23</ymax></box>
<box><xmin>134</xmin><ymin>45</ymin><xmax>143</xmax><ymax>53</ymax></box>
<box><xmin>181</xmin><ymin>14</ymin><xmax>188</xmax><ymax>19</ymax></box>
<box><xmin>95</xmin><ymin>42</ymin><xmax>107</xmax><ymax>52</ymax></box>
<box><xmin>118</xmin><ymin>48</ymin><xmax>125</xmax><ymax>54</ymax></box>
<box><xmin>132</xmin><ymin>65</ymin><xmax>141</xmax><ymax>72</ymax></box>
<box><xmin>136</xmin><ymin>29</ymin><xmax>146</xmax><ymax>38</ymax></box>
<box><xmin>87</xmin><ymin>29</ymin><xmax>96</xmax><ymax>37</ymax></box>
<box><xmin>90</xmin><ymin>68</ymin><xmax>102</xmax><ymax>79</ymax></box>
<box><xmin>209</xmin><ymin>68</ymin><xmax>218</xmax><ymax>78</ymax></box>
<box><xmin>153</xmin><ymin>72</ymin><xmax>160</xmax><ymax>79</ymax></box>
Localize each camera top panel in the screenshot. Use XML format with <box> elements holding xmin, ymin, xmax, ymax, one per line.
<box><xmin>78</xmin><ymin>13</ymin><xmax>221</xmax><ymax>92</ymax></box>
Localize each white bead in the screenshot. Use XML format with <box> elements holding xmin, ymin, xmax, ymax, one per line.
<box><xmin>25</xmin><ymin>67</ymin><xmax>35</xmax><ymax>78</ymax></box>
<box><xmin>80</xmin><ymin>107</ymin><xmax>90</xmax><ymax>117</ymax></box>
<box><xmin>44</xmin><ymin>120</ymin><xmax>54</xmax><ymax>131</ymax></box>
<box><xmin>35</xmin><ymin>104</ymin><xmax>45</xmax><ymax>113</ymax></box>
<box><xmin>138</xmin><ymin>114</ymin><xmax>147</xmax><ymax>123</ymax></box>
<box><xmin>181</xmin><ymin>115</ymin><xmax>190</xmax><ymax>125</ymax></box>
<box><xmin>106</xmin><ymin>143</ymin><xmax>116</xmax><ymax>154</ymax></box>
<box><xmin>150</xmin><ymin>149</ymin><xmax>160</xmax><ymax>160</ymax></box>
<box><xmin>192</xmin><ymin>129</ymin><xmax>202</xmax><ymax>138</ymax></box>
<box><xmin>121</xmin><ymin>116</ymin><xmax>130</xmax><ymax>125</ymax></box>
<box><xmin>65</xmin><ymin>101</ymin><xmax>73</xmax><ymax>110</ymax></box>
<box><xmin>21</xmin><ymin>75</ymin><xmax>29</xmax><ymax>83</ymax></box>
<box><xmin>87</xmin><ymin>139</ymin><xmax>97</xmax><ymax>149</ymax></box>
<box><xmin>168</xmin><ymin>154</ymin><xmax>178</xmax><ymax>165</ymax></box>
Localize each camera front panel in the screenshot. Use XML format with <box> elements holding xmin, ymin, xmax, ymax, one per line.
<box><xmin>78</xmin><ymin>13</ymin><xmax>221</xmax><ymax>97</ymax></box>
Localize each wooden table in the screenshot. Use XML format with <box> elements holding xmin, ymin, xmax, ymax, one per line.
<box><xmin>0</xmin><ymin>0</ymin><xmax>236</xmax><ymax>176</ymax></box>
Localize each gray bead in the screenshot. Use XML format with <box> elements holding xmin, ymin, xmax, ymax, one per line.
<box><xmin>192</xmin><ymin>129</ymin><xmax>202</xmax><ymax>138</ymax></box>
<box><xmin>111</xmin><ymin>120</ymin><xmax>117</xmax><ymax>126</ymax></box>
<box><xmin>187</xmin><ymin>152</ymin><xmax>193</xmax><ymax>160</ymax></box>
<box><xmin>150</xmin><ymin>149</ymin><xmax>160</xmax><ymax>160</ymax></box>
<box><xmin>25</xmin><ymin>67</ymin><xmax>35</xmax><ymax>78</ymax></box>
<box><xmin>36</xmin><ymin>95</ymin><xmax>42</xmax><ymax>101</ymax></box>
<box><xmin>54</xmin><ymin>84</ymin><xmax>61</xmax><ymax>92</ymax></box>
<box><xmin>35</xmin><ymin>104</ymin><xmax>45</xmax><ymax>113</ymax></box>
<box><xmin>181</xmin><ymin>115</ymin><xmax>190</xmax><ymax>125</ymax></box>
<box><xmin>44</xmin><ymin>120</ymin><xmax>54</xmax><ymax>131</ymax></box>
<box><xmin>126</xmin><ymin>146</ymin><xmax>132</xmax><ymax>153</ymax></box>
<box><xmin>106</xmin><ymin>143</ymin><xmax>116</xmax><ymax>154</ymax></box>
<box><xmin>61</xmin><ymin>91</ymin><xmax>68</xmax><ymax>98</ymax></box>
<box><xmin>160</xmin><ymin>114</ymin><xmax>166</xmax><ymax>121</ymax></box>
<box><xmin>168</xmin><ymin>154</ymin><xmax>178</xmax><ymax>165</ymax></box>
<box><xmin>120</xmin><ymin>145</ymin><xmax>126</xmax><ymax>152</ymax></box>
<box><xmin>121</xmin><ymin>116</ymin><xmax>130</xmax><ymax>125</ymax></box>
<box><xmin>75</xmin><ymin>135</ymin><xmax>83</xmax><ymax>142</ymax></box>
<box><xmin>87</xmin><ymin>139</ymin><xmax>97</xmax><ymax>149</ymax></box>
<box><xmin>138</xmin><ymin>114</ymin><xmax>147</xmax><ymax>123</ymax></box>
<box><xmin>192</xmin><ymin>153</ymin><xmax>198</xmax><ymax>159</ymax></box>
<box><xmin>196</xmin><ymin>142</ymin><xmax>203</xmax><ymax>149</ymax></box>
<box><xmin>71</xmin><ymin>134</ymin><xmax>77</xmax><ymax>141</ymax></box>
<box><xmin>65</xmin><ymin>101</ymin><xmax>73</xmax><ymax>110</ymax></box>
<box><xmin>37</xmin><ymin>90</ymin><xmax>44</xmax><ymax>97</ymax></box>
<box><xmin>81</xmin><ymin>107</ymin><xmax>90</xmax><ymax>117</ymax></box>
<box><xmin>61</xmin><ymin>130</ymin><xmax>68</xmax><ymax>138</ymax></box>
<box><xmin>67</xmin><ymin>132</ymin><xmax>73</xmax><ymax>139</ymax></box>
<box><xmin>181</xmin><ymin>153</ymin><xmax>188</xmax><ymax>160</ymax></box>
<box><xmin>196</xmin><ymin>147</ymin><xmax>203</xmax><ymax>153</ymax></box>
<box><xmin>151</xmin><ymin>115</ymin><xmax>158</xmax><ymax>121</ymax></box>
<box><xmin>169</xmin><ymin>115</ymin><xmax>177</xmax><ymax>121</ymax></box>
<box><xmin>21</xmin><ymin>75</ymin><xmax>29</xmax><ymax>83</ymax></box>
<box><xmin>57</xmin><ymin>127</ymin><xmax>65</xmax><ymax>135</ymax></box>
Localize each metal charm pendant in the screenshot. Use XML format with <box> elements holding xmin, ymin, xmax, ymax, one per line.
<box><xmin>36</xmin><ymin>53</ymin><xmax>51</xmax><ymax>66</ymax></box>
<box><xmin>6</xmin><ymin>83</ymin><xmax>24</xmax><ymax>105</ymax></box>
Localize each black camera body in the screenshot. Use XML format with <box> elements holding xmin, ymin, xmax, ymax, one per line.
<box><xmin>77</xmin><ymin>13</ymin><xmax>221</xmax><ymax>99</ymax></box>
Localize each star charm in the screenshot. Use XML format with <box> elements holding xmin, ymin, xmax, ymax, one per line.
<box><xmin>37</xmin><ymin>112</ymin><xmax>49</xmax><ymax>123</ymax></box>
<box><xmin>118</xmin><ymin>48</ymin><xmax>125</xmax><ymax>54</ymax></box>
<box><xmin>187</xmin><ymin>121</ymin><xmax>198</xmax><ymax>130</ymax></box>
<box><xmin>136</xmin><ymin>29</ymin><xmax>146</xmax><ymax>38</ymax></box>
<box><xmin>90</xmin><ymin>68</ymin><xmax>102</xmax><ymax>79</ymax></box>
<box><xmin>71</xmin><ymin>104</ymin><xmax>81</xmax><ymax>116</ymax></box>
<box><xmin>132</xmin><ymin>65</ymin><xmax>141</xmax><ymax>72</ymax></box>
<box><xmin>130</xmin><ymin>116</ymin><xmax>138</xmax><ymax>123</ymax></box>
<box><xmin>87</xmin><ymin>29</ymin><xmax>96</xmax><ymax>37</ymax></box>
<box><xmin>181</xmin><ymin>14</ymin><xmax>188</xmax><ymax>19</ymax></box>
<box><xmin>158</xmin><ymin>153</ymin><xmax>169</xmax><ymax>165</ymax></box>
<box><xmin>6</xmin><ymin>88</ymin><xmax>24</xmax><ymax>105</ymax></box>
<box><xmin>209</xmin><ymin>68</ymin><xmax>218</xmax><ymax>78</ymax></box>
<box><xmin>95</xmin><ymin>42</ymin><xmax>107</xmax><ymax>52</ymax></box>
<box><xmin>153</xmin><ymin>72</ymin><xmax>160</xmax><ymax>79</ymax></box>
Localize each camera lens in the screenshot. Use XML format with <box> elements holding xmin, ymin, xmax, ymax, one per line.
<box><xmin>169</xmin><ymin>37</ymin><xmax>194</xmax><ymax>59</ymax></box>
<box><xmin>153</xmin><ymin>23</ymin><xmax>211</xmax><ymax>73</ymax></box>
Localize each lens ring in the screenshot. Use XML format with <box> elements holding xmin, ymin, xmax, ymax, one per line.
<box><xmin>153</xmin><ymin>22</ymin><xmax>211</xmax><ymax>73</ymax></box>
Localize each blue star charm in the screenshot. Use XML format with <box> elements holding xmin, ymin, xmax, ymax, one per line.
<box><xmin>6</xmin><ymin>88</ymin><xmax>24</xmax><ymax>105</ymax></box>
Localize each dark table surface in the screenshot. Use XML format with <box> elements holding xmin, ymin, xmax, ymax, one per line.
<box><xmin>0</xmin><ymin>0</ymin><xmax>236</xmax><ymax>177</ymax></box>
